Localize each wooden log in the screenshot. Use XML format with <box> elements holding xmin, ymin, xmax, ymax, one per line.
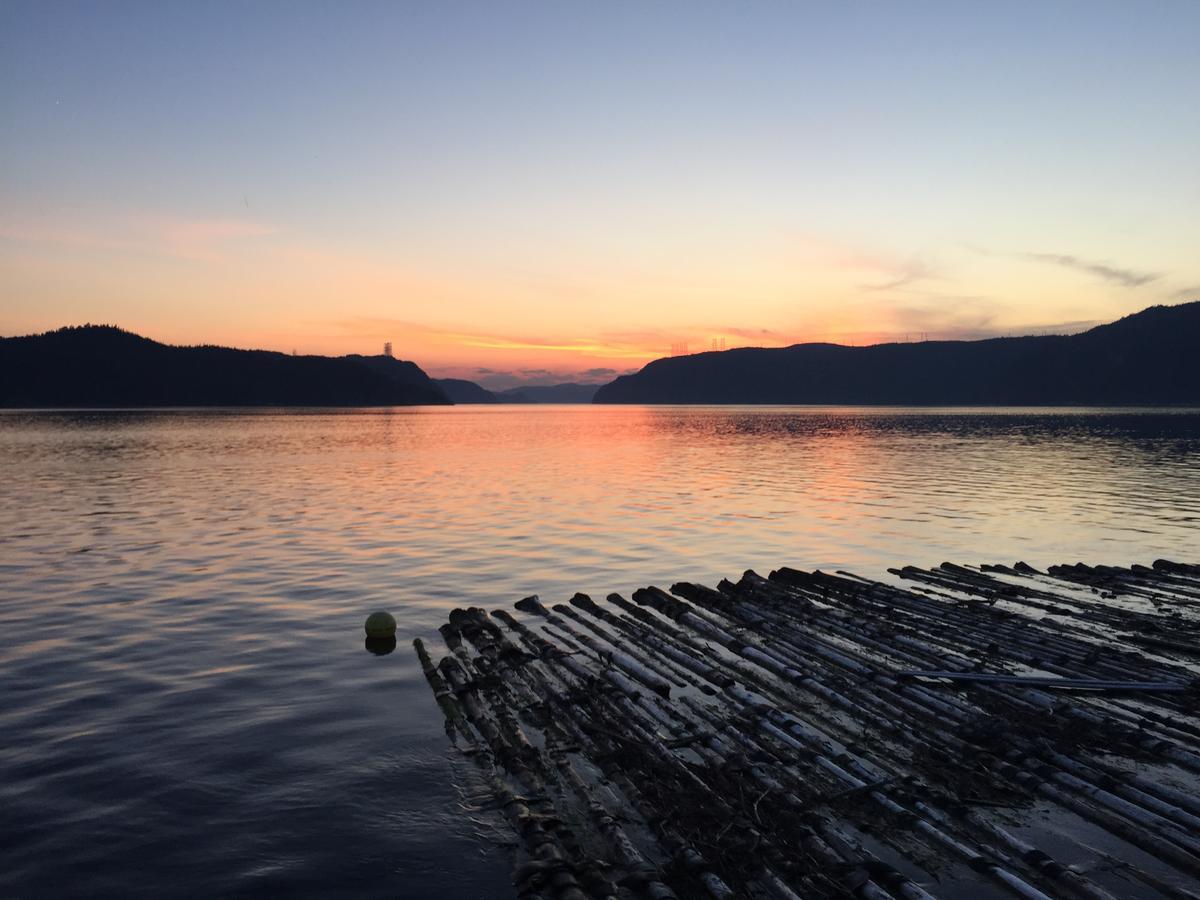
<box><xmin>417</xmin><ymin>556</ymin><xmax>1200</xmax><ymax>899</ymax></box>
<box><xmin>895</xmin><ymin>671</ymin><xmax>1193</xmax><ymax>692</ymax></box>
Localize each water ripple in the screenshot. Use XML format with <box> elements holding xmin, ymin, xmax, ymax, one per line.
<box><xmin>2</xmin><ymin>405</ymin><xmax>1199</xmax><ymax>897</ymax></box>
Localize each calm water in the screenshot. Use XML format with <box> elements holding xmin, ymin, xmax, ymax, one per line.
<box><xmin>2</xmin><ymin>405</ymin><xmax>1199</xmax><ymax>898</ymax></box>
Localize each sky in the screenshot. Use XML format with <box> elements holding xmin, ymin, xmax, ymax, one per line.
<box><xmin>2</xmin><ymin>1</ymin><xmax>1198</xmax><ymax>388</ymax></box>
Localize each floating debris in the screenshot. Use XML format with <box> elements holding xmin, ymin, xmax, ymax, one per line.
<box><xmin>416</xmin><ymin>559</ymin><xmax>1200</xmax><ymax>899</ymax></box>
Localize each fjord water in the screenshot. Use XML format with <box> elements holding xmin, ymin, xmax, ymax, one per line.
<box><xmin>2</xmin><ymin>405</ymin><xmax>1199</xmax><ymax>898</ymax></box>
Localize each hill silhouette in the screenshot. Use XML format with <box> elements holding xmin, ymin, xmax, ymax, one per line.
<box><xmin>593</xmin><ymin>302</ymin><xmax>1200</xmax><ymax>405</ymax></box>
<box><xmin>495</xmin><ymin>383</ymin><xmax>600</xmax><ymax>403</ymax></box>
<box><xmin>0</xmin><ymin>326</ymin><xmax>450</xmax><ymax>407</ymax></box>
<box><xmin>435</xmin><ymin>378</ymin><xmax>499</xmax><ymax>403</ymax></box>
<box><xmin>434</xmin><ymin>379</ymin><xmax>600</xmax><ymax>403</ymax></box>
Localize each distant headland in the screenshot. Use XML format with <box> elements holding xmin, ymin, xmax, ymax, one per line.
<box><xmin>594</xmin><ymin>301</ymin><xmax>1200</xmax><ymax>405</ymax></box>
<box><xmin>0</xmin><ymin>325</ymin><xmax>450</xmax><ymax>407</ymax></box>
<box><xmin>4</xmin><ymin>302</ymin><xmax>1198</xmax><ymax>408</ymax></box>
<box><xmin>0</xmin><ymin>325</ymin><xmax>605</xmax><ymax>408</ymax></box>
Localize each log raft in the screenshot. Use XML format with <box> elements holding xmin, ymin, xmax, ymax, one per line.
<box><xmin>416</xmin><ymin>559</ymin><xmax>1200</xmax><ymax>899</ymax></box>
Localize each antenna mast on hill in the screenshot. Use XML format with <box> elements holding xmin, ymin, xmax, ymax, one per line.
<box><xmin>383</xmin><ymin>341</ymin><xmax>394</xmax><ymax>358</ymax></box>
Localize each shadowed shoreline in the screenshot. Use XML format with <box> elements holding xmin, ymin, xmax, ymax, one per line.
<box><xmin>595</xmin><ymin>301</ymin><xmax>1200</xmax><ymax>405</ymax></box>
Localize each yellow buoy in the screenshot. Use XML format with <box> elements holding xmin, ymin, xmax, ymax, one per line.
<box><xmin>364</xmin><ymin>610</ymin><xmax>397</xmax><ymax>638</ymax></box>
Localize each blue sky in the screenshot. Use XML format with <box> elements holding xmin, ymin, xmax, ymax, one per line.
<box><xmin>3</xmin><ymin>1</ymin><xmax>1198</xmax><ymax>382</ymax></box>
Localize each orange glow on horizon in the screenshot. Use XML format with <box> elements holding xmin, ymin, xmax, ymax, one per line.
<box><xmin>1</xmin><ymin>211</ymin><xmax>1180</xmax><ymax>384</ymax></box>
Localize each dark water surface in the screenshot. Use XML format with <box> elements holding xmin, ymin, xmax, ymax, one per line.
<box><xmin>2</xmin><ymin>406</ymin><xmax>1199</xmax><ymax>898</ymax></box>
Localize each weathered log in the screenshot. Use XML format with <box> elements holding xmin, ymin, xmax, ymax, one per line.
<box><xmin>416</xmin><ymin>557</ymin><xmax>1200</xmax><ymax>899</ymax></box>
<box><xmin>896</xmin><ymin>671</ymin><xmax>1193</xmax><ymax>692</ymax></box>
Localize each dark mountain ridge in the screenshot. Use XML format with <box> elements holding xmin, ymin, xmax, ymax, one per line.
<box><xmin>593</xmin><ymin>302</ymin><xmax>1200</xmax><ymax>405</ymax></box>
<box><xmin>434</xmin><ymin>378</ymin><xmax>601</xmax><ymax>403</ymax></box>
<box><xmin>0</xmin><ymin>325</ymin><xmax>450</xmax><ymax>407</ymax></box>
<box><xmin>495</xmin><ymin>383</ymin><xmax>600</xmax><ymax>404</ymax></box>
<box><xmin>435</xmin><ymin>378</ymin><xmax>499</xmax><ymax>403</ymax></box>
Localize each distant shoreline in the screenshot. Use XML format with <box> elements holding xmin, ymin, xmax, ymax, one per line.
<box><xmin>6</xmin><ymin>301</ymin><xmax>1199</xmax><ymax>408</ymax></box>
<box><xmin>595</xmin><ymin>301</ymin><xmax>1200</xmax><ymax>405</ymax></box>
<box><xmin>5</xmin><ymin>403</ymin><xmax>1200</xmax><ymax>413</ymax></box>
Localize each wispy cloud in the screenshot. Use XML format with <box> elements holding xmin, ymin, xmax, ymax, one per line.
<box><xmin>447</xmin><ymin>333</ymin><xmax>654</xmax><ymax>359</ymax></box>
<box><xmin>337</xmin><ymin>318</ymin><xmax>682</xmax><ymax>364</ymax></box>
<box><xmin>1029</xmin><ymin>318</ymin><xmax>1103</xmax><ymax>334</ymax></box>
<box><xmin>859</xmin><ymin>260</ymin><xmax>937</xmax><ymax>292</ymax></box>
<box><xmin>0</xmin><ymin>214</ymin><xmax>273</xmax><ymax>262</ymax></box>
<box><xmin>459</xmin><ymin>367</ymin><xmax>609</xmax><ymax>390</ymax></box>
<box><xmin>720</xmin><ymin>326</ymin><xmax>788</xmax><ymax>340</ymax></box>
<box><xmin>788</xmin><ymin>232</ymin><xmax>939</xmax><ymax>293</ymax></box>
<box><xmin>0</xmin><ymin>224</ymin><xmax>139</xmax><ymax>252</ymax></box>
<box><xmin>1170</xmin><ymin>285</ymin><xmax>1200</xmax><ymax>301</ymax></box>
<box><xmin>1019</xmin><ymin>252</ymin><xmax>1160</xmax><ymax>288</ymax></box>
<box><xmin>885</xmin><ymin>300</ymin><xmax>1000</xmax><ymax>340</ymax></box>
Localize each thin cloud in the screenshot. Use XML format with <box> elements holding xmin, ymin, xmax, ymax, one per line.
<box><xmin>1170</xmin><ymin>285</ymin><xmax>1200</xmax><ymax>301</ymax></box>
<box><xmin>478</xmin><ymin>370</ymin><xmax>588</xmax><ymax>390</ymax></box>
<box><xmin>859</xmin><ymin>260</ymin><xmax>936</xmax><ymax>293</ymax></box>
<box><xmin>337</xmin><ymin>319</ymin><xmax>663</xmax><ymax>361</ymax></box>
<box><xmin>1020</xmin><ymin>252</ymin><xmax>1160</xmax><ymax>288</ymax></box>
<box><xmin>1026</xmin><ymin>318</ymin><xmax>1102</xmax><ymax>335</ymax></box>
<box><xmin>788</xmin><ymin>232</ymin><xmax>938</xmax><ymax>293</ymax></box>
<box><xmin>449</xmin><ymin>332</ymin><xmax>654</xmax><ymax>359</ymax></box>
<box><xmin>720</xmin><ymin>326</ymin><xmax>787</xmax><ymax>339</ymax></box>
<box><xmin>888</xmin><ymin>301</ymin><xmax>999</xmax><ymax>339</ymax></box>
<box><xmin>0</xmin><ymin>224</ymin><xmax>138</xmax><ymax>252</ymax></box>
<box><xmin>0</xmin><ymin>214</ymin><xmax>273</xmax><ymax>263</ymax></box>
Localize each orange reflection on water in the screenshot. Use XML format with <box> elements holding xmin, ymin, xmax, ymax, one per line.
<box><xmin>3</xmin><ymin>405</ymin><xmax>1198</xmax><ymax>618</ymax></box>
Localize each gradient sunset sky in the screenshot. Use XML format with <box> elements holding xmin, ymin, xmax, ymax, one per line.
<box><xmin>3</xmin><ymin>2</ymin><xmax>1198</xmax><ymax>387</ymax></box>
